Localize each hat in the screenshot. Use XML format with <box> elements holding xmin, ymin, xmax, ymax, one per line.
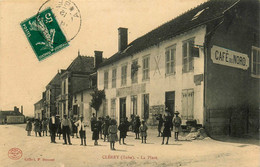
<box><xmin>79</xmin><ymin>115</ymin><xmax>83</xmax><ymax>118</ymax></box>
<box><xmin>55</xmin><ymin>114</ymin><xmax>60</xmax><ymax>117</ymax></box>
<box><xmin>165</xmin><ymin>107</ymin><xmax>169</xmax><ymax>111</ymax></box>
<box><xmin>174</xmin><ymin>111</ymin><xmax>180</xmax><ymax>115</ymax></box>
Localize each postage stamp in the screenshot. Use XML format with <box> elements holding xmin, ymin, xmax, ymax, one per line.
<box><xmin>20</xmin><ymin>7</ymin><xmax>69</xmax><ymax>61</ymax></box>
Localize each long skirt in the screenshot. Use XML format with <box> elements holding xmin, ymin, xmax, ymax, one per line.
<box><xmin>92</xmin><ymin>130</ymin><xmax>99</xmax><ymax>140</ymax></box>
<box><xmin>162</xmin><ymin>128</ymin><xmax>171</xmax><ymax>137</ymax></box>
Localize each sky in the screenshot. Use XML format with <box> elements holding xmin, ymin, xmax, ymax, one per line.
<box><xmin>0</xmin><ymin>0</ymin><xmax>207</xmax><ymax>116</ymax></box>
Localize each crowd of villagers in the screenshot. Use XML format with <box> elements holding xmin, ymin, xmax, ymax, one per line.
<box><xmin>25</xmin><ymin>108</ymin><xmax>182</xmax><ymax>150</ymax></box>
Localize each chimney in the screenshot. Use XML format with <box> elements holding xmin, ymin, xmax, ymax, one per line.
<box><xmin>21</xmin><ymin>105</ymin><xmax>23</xmax><ymax>115</ymax></box>
<box><xmin>118</xmin><ymin>27</ymin><xmax>128</xmax><ymax>52</ymax></box>
<box><xmin>94</xmin><ymin>51</ymin><xmax>103</xmax><ymax>68</ymax></box>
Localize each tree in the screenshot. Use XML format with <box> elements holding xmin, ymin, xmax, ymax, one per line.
<box><xmin>90</xmin><ymin>89</ymin><xmax>106</xmax><ymax>117</ymax></box>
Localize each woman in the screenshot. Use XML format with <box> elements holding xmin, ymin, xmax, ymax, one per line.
<box><xmin>25</xmin><ymin>119</ymin><xmax>32</xmax><ymax>136</ymax></box>
<box><xmin>91</xmin><ymin>119</ymin><xmax>99</xmax><ymax>145</ymax></box>
<box><xmin>118</xmin><ymin>119</ymin><xmax>127</xmax><ymax>144</ymax></box>
<box><xmin>162</xmin><ymin>116</ymin><xmax>172</xmax><ymax>145</ymax></box>
<box><xmin>34</xmin><ymin>119</ymin><xmax>42</xmax><ymax>137</ymax></box>
<box><xmin>108</xmin><ymin>119</ymin><xmax>118</xmax><ymax>150</ymax></box>
<box><xmin>41</xmin><ymin>118</ymin><xmax>48</xmax><ymax>136</ymax></box>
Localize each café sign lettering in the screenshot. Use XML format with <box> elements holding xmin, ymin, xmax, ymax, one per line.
<box><xmin>211</xmin><ymin>45</ymin><xmax>249</xmax><ymax>70</ymax></box>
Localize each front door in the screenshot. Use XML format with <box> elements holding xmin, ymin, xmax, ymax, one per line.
<box><xmin>120</xmin><ymin>97</ymin><xmax>126</xmax><ymax>123</ymax></box>
<box><xmin>165</xmin><ymin>91</ymin><xmax>175</xmax><ymax>116</ymax></box>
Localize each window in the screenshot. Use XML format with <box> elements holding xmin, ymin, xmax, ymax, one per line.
<box><xmin>131</xmin><ymin>59</ymin><xmax>138</xmax><ymax>83</ymax></box>
<box><xmin>183</xmin><ymin>39</ymin><xmax>194</xmax><ymax>73</ymax></box>
<box><xmin>165</xmin><ymin>45</ymin><xmax>176</xmax><ymax>75</ymax></box>
<box><xmin>104</xmin><ymin>71</ymin><xmax>109</xmax><ymax>89</ymax></box>
<box><xmin>110</xmin><ymin>99</ymin><xmax>116</xmax><ymax>119</ymax></box>
<box><xmin>131</xmin><ymin>95</ymin><xmax>138</xmax><ymax>115</ymax></box>
<box><xmin>63</xmin><ymin>80</ymin><xmax>66</xmax><ymax>94</ymax></box>
<box><xmin>103</xmin><ymin>99</ymin><xmax>108</xmax><ymax>116</ymax></box>
<box><xmin>121</xmin><ymin>65</ymin><xmax>127</xmax><ymax>86</ymax></box>
<box><xmin>81</xmin><ymin>92</ymin><xmax>83</xmax><ymax>102</ymax></box>
<box><xmin>251</xmin><ymin>46</ymin><xmax>260</xmax><ymax>78</ymax></box>
<box><xmin>112</xmin><ymin>68</ymin><xmax>117</xmax><ymax>88</ymax></box>
<box><xmin>74</xmin><ymin>95</ymin><xmax>77</xmax><ymax>103</ymax></box>
<box><xmin>142</xmin><ymin>56</ymin><xmax>150</xmax><ymax>80</ymax></box>
<box><xmin>142</xmin><ymin>94</ymin><xmax>149</xmax><ymax>120</ymax></box>
<box><xmin>182</xmin><ymin>89</ymin><xmax>194</xmax><ymax>119</ymax></box>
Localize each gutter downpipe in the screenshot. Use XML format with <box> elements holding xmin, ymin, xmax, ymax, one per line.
<box><xmin>203</xmin><ymin>16</ymin><xmax>225</xmax><ymax>137</ymax></box>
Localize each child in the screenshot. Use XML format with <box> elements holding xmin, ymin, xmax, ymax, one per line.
<box><xmin>156</xmin><ymin>114</ymin><xmax>163</xmax><ymax>137</ymax></box>
<box><xmin>118</xmin><ymin>119</ymin><xmax>127</xmax><ymax>144</ymax></box>
<box><xmin>108</xmin><ymin>119</ymin><xmax>118</xmax><ymax>150</ymax></box>
<box><xmin>34</xmin><ymin>119</ymin><xmax>42</xmax><ymax>137</ymax></box>
<box><xmin>173</xmin><ymin>111</ymin><xmax>182</xmax><ymax>141</ymax></box>
<box><xmin>139</xmin><ymin>120</ymin><xmax>148</xmax><ymax>143</ymax></box>
<box><xmin>25</xmin><ymin>119</ymin><xmax>32</xmax><ymax>136</ymax></box>
<box><xmin>102</xmin><ymin>116</ymin><xmax>110</xmax><ymax>142</ymax></box>
<box><xmin>91</xmin><ymin>119</ymin><xmax>99</xmax><ymax>145</ymax></box>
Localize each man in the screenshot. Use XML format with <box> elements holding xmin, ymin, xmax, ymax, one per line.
<box><xmin>49</xmin><ymin>114</ymin><xmax>58</xmax><ymax>143</ymax></box>
<box><xmin>61</xmin><ymin>114</ymin><xmax>72</xmax><ymax>145</ymax></box>
<box><xmin>75</xmin><ymin>115</ymin><xmax>87</xmax><ymax>146</ymax></box>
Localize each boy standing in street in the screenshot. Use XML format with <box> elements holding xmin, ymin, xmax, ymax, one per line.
<box><xmin>75</xmin><ymin>115</ymin><xmax>87</xmax><ymax>146</ymax></box>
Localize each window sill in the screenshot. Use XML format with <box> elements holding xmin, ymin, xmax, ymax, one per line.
<box><xmin>142</xmin><ymin>79</ymin><xmax>150</xmax><ymax>82</ymax></box>
<box><xmin>165</xmin><ymin>72</ymin><xmax>176</xmax><ymax>77</ymax></box>
<box><xmin>251</xmin><ymin>74</ymin><xmax>260</xmax><ymax>79</ymax></box>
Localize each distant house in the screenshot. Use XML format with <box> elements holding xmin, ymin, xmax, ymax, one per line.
<box><xmin>34</xmin><ymin>99</ymin><xmax>44</xmax><ymax>120</ymax></box>
<box><xmin>44</xmin><ymin>72</ymin><xmax>62</xmax><ymax>118</ymax></box>
<box><xmin>0</xmin><ymin>106</ymin><xmax>24</xmax><ymax>124</ymax></box>
<box><xmin>97</xmin><ymin>0</ymin><xmax>259</xmax><ymax>136</ymax></box>
<box><xmin>58</xmin><ymin>51</ymin><xmax>103</xmax><ymax>122</ymax></box>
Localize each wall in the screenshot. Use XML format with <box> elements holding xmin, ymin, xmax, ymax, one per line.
<box><xmin>205</xmin><ymin>0</ymin><xmax>260</xmax><ymax>135</ymax></box>
<box><xmin>98</xmin><ymin>26</ymin><xmax>206</xmax><ymax>125</ymax></box>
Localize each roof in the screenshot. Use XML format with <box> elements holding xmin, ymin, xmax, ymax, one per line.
<box><xmin>46</xmin><ymin>72</ymin><xmax>62</xmax><ymax>87</ymax></box>
<box><xmin>34</xmin><ymin>99</ymin><xmax>44</xmax><ymax>105</ymax></box>
<box><xmin>99</xmin><ymin>0</ymin><xmax>240</xmax><ymax>68</ymax></box>
<box><xmin>67</xmin><ymin>55</ymin><xmax>95</xmax><ymax>73</ymax></box>
<box><xmin>0</xmin><ymin>111</ymin><xmax>23</xmax><ymax>116</ymax></box>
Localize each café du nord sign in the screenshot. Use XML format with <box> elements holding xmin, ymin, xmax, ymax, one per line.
<box><xmin>211</xmin><ymin>45</ymin><xmax>249</xmax><ymax>70</ymax></box>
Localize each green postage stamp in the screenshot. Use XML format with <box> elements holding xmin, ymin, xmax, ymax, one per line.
<box><xmin>20</xmin><ymin>7</ymin><xmax>69</xmax><ymax>61</ymax></box>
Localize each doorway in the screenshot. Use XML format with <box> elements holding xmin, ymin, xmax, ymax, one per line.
<box><xmin>165</xmin><ymin>91</ymin><xmax>175</xmax><ymax>116</ymax></box>
<box><xmin>119</xmin><ymin>97</ymin><xmax>126</xmax><ymax>123</ymax></box>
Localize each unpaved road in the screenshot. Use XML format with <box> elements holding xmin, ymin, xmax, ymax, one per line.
<box><xmin>0</xmin><ymin>124</ymin><xmax>259</xmax><ymax>167</ymax></box>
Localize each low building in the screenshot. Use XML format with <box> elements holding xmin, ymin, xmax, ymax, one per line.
<box><xmin>97</xmin><ymin>0</ymin><xmax>259</xmax><ymax>136</ymax></box>
<box><xmin>0</xmin><ymin>106</ymin><xmax>25</xmax><ymax>124</ymax></box>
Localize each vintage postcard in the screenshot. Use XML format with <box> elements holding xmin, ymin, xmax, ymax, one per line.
<box><xmin>0</xmin><ymin>0</ymin><xmax>259</xmax><ymax>167</ymax></box>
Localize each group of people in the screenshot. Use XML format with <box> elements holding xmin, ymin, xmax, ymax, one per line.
<box><xmin>25</xmin><ymin>118</ymin><xmax>48</xmax><ymax>137</ymax></box>
<box><xmin>25</xmin><ymin>109</ymin><xmax>182</xmax><ymax>150</ymax></box>
<box><xmin>156</xmin><ymin>110</ymin><xmax>182</xmax><ymax>144</ymax></box>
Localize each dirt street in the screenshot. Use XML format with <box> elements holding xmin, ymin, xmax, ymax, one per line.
<box><xmin>0</xmin><ymin>124</ymin><xmax>259</xmax><ymax>167</ymax></box>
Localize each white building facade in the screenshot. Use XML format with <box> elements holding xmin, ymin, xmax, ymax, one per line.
<box><xmin>98</xmin><ymin>26</ymin><xmax>206</xmax><ymax>125</ymax></box>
